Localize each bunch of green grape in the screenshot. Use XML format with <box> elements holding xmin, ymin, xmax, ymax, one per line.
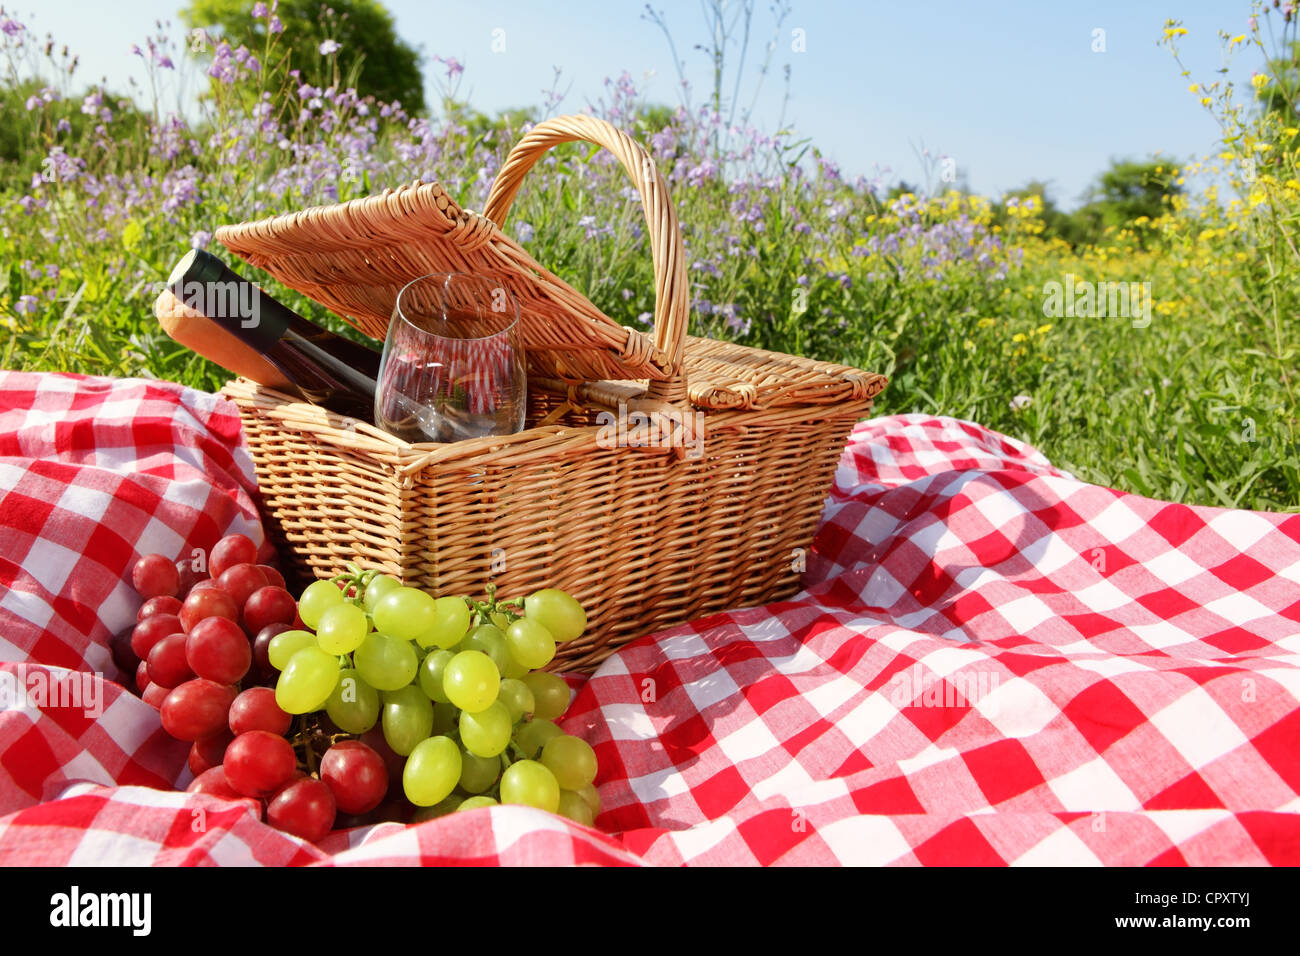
<box><xmin>269</xmin><ymin>566</ymin><xmax>601</xmax><ymax>825</ymax></box>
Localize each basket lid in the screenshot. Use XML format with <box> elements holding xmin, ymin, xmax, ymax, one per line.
<box><xmin>214</xmin><ymin>115</ymin><xmax>885</xmax><ymax>412</ymax></box>
<box><xmin>215</xmin><ymin>179</ymin><xmax>673</xmax><ymax>386</ymax></box>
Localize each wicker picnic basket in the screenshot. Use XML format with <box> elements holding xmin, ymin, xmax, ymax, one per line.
<box><xmin>213</xmin><ymin>115</ymin><xmax>886</xmax><ymax>673</ymax></box>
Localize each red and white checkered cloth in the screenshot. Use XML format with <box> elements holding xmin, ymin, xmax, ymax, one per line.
<box><xmin>1</xmin><ymin>371</ymin><xmax>1297</xmax><ymax>865</ymax></box>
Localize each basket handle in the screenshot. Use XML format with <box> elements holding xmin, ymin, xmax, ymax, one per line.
<box><xmin>484</xmin><ymin>115</ymin><xmax>689</xmax><ymax>403</ymax></box>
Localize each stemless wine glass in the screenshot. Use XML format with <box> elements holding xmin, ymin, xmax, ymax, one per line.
<box><xmin>374</xmin><ymin>273</ymin><xmax>528</xmax><ymax>442</ymax></box>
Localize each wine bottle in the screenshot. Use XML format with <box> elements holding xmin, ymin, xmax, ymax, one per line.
<box><xmin>166</xmin><ymin>249</ymin><xmax>380</xmax><ymax>422</ymax></box>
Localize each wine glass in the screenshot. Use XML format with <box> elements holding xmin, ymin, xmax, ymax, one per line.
<box><xmin>374</xmin><ymin>273</ymin><xmax>527</xmax><ymax>442</ymax></box>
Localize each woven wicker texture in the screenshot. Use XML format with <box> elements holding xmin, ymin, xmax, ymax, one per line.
<box><xmin>214</xmin><ymin>114</ymin><xmax>887</xmax><ymax>671</ymax></box>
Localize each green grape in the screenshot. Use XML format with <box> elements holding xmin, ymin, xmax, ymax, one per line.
<box><xmin>268</xmin><ymin>629</ymin><xmax>319</xmax><ymax>671</ymax></box>
<box><xmin>353</xmin><ymin>632</ymin><xmax>418</xmax><ymax>691</ymax></box>
<box><xmin>363</xmin><ymin>574</ymin><xmax>402</xmax><ymax>612</ymax></box>
<box><xmin>522</xmin><ymin>671</ymin><xmax>571</xmax><ymax>721</ymax></box>
<box><xmin>456</xmin><ymin>796</ymin><xmax>498</xmax><ymax>812</ymax></box>
<box><xmin>275</xmin><ymin>646</ymin><xmax>340</xmax><ymax>714</ymax></box>
<box><xmin>325</xmin><ymin>667</ymin><xmax>381</xmax><ymax>734</ymax></box>
<box><xmin>557</xmin><ymin>790</ymin><xmax>595</xmax><ymax>827</ymax></box>
<box><xmin>402</xmin><ymin>735</ymin><xmax>462</xmax><ymax>807</ymax></box>
<box><xmin>513</xmin><ymin>718</ymin><xmax>563</xmax><ymax>759</ymax></box>
<box><xmin>316</xmin><ymin>602</ymin><xmax>369</xmax><ymax>655</ymax></box>
<box><xmin>500</xmin><ymin>760</ymin><xmax>560</xmax><ymax>813</ymax></box>
<box><xmin>497</xmin><ymin>678</ymin><xmax>535</xmax><ymax>723</ymax></box>
<box><xmin>410</xmin><ymin>796</ymin><xmax>461</xmax><ymax>822</ymax></box>
<box><xmin>458</xmin><ymin>700</ymin><xmax>512</xmax><ymax>758</ymax></box>
<box><xmin>382</xmin><ymin>684</ymin><xmax>435</xmax><ymax>756</ymax></box>
<box><xmin>505</xmin><ymin>618</ymin><xmax>556</xmax><ymax>670</ymax></box>
<box><xmin>418</xmin><ymin>596</ymin><xmax>472</xmax><ymax>650</ymax></box>
<box><xmin>574</xmin><ymin>782</ymin><xmax>601</xmax><ymax>817</ymax></box>
<box><xmin>462</xmin><ymin>625</ymin><xmax>510</xmax><ymax>676</ymax></box>
<box><xmin>299</xmin><ymin>580</ymin><xmax>345</xmax><ymax>629</ymax></box>
<box><xmin>523</xmin><ymin>589</ymin><xmax>586</xmax><ymax>642</ymax></box>
<box><xmin>373</xmin><ymin>587</ymin><xmax>437</xmax><ymax>641</ymax></box>
<box><xmin>417</xmin><ymin>649</ymin><xmax>454</xmax><ymax>703</ymax></box>
<box><xmin>541</xmin><ymin>734</ymin><xmax>599</xmax><ymax>790</ymax></box>
<box><xmin>432</xmin><ymin>701</ymin><xmax>459</xmax><ymax>736</ymax></box>
<box><xmin>458</xmin><ymin>749</ymin><xmax>501</xmax><ymax>794</ymax></box>
<box><xmin>501</xmin><ymin>653</ymin><xmax>529</xmax><ymax>680</ymax></box>
<box><xmin>442</xmin><ymin>650</ymin><xmax>500</xmax><ymax>713</ymax></box>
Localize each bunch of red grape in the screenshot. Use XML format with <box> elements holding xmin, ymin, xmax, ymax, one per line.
<box><xmin>116</xmin><ymin>535</ymin><xmax>600</xmax><ymax>842</ymax></box>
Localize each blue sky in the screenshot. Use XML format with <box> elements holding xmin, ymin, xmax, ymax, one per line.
<box><xmin>16</xmin><ymin>1</ymin><xmax>1269</xmax><ymax>208</ymax></box>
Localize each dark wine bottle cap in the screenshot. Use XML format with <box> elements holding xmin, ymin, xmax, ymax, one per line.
<box><xmin>167</xmin><ymin>248</ymin><xmax>227</xmax><ymax>289</ymax></box>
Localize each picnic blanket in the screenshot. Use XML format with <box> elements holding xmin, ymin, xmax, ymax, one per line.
<box><xmin>0</xmin><ymin>370</ymin><xmax>1296</xmax><ymax>865</ymax></box>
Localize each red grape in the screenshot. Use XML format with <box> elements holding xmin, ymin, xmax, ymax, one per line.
<box><xmin>243</xmin><ymin>586</ymin><xmax>297</xmax><ymax>636</ymax></box>
<box><xmin>228</xmin><ymin>687</ymin><xmax>291</xmax><ymax>737</ymax></box>
<box><xmin>256</xmin><ymin>564</ymin><xmax>286</xmax><ymax>590</ymax></box>
<box><xmin>187</xmin><ymin>767</ymin><xmax>257</xmax><ymax>812</ymax></box>
<box><xmin>359</xmin><ymin>726</ymin><xmax>407</xmax><ymax>789</ymax></box>
<box><xmin>223</xmin><ymin>730</ymin><xmax>298</xmax><ymax>799</ymax></box>
<box><xmin>147</xmin><ymin>632</ymin><xmax>195</xmax><ymax>688</ymax></box>
<box><xmin>179</xmin><ymin>587</ymin><xmax>239</xmax><ymax>633</ymax></box>
<box><xmin>217</xmin><ymin>563</ymin><xmax>268</xmax><ymax>608</ymax></box>
<box><xmin>141</xmin><ymin>682</ymin><xmax>169</xmax><ymax>709</ymax></box>
<box><xmin>267</xmin><ymin>777</ymin><xmax>336</xmax><ymax>843</ymax></box>
<box><xmin>112</xmin><ymin>628</ymin><xmax>141</xmax><ymax>678</ymax></box>
<box><xmin>137</xmin><ymin>595</ymin><xmax>183</xmax><ymax>622</ymax></box>
<box><xmin>175</xmin><ymin>560</ymin><xmax>205</xmax><ymax>597</ymax></box>
<box><xmin>131</xmin><ymin>613</ymin><xmax>183</xmax><ymax>659</ymax></box>
<box><xmin>185</xmin><ymin>616</ymin><xmax>251</xmax><ymax>684</ymax></box>
<box><xmin>132</xmin><ymin>554</ymin><xmax>180</xmax><ymax>599</ymax></box>
<box><xmin>135</xmin><ymin>660</ymin><xmax>150</xmax><ymax>694</ymax></box>
<box><xmin>320</xmin><ymin>740</ymin><xmax>388</xmax><ymax>816</ymax></box>
<box><xmin>251</xmin><ymin>623</ymin><xmax>292</xmax><ymax>684</ymax></box>
<box><xmin>188</xmin><ymin>729</ymin><xmax>234</xmax><ymax>776</ymax></box>
<box><xmin>160</xmin><ymin>679</ymin><xmax>238</xmax><ymax>741</ymax></box>
<box><xmin>210</xmin><ymin>534</ymin><xmax>259</xmax><ymax>579</ymax></box>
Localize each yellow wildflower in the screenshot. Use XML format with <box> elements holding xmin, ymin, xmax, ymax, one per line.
<box><xmin>1012</xmin><ymin>333</ymin><xmax>1028</xmax><ymax>343</ymax></box>
<box><xmin>1035</xmin><ymin>324</ymin><xmax>1053</xmax><ymax>335</ymax></box>
<box><xmin>978</xmin><ymin>318</ymin><xmax>997</xmax><ymax>329</ymax></box>
<box><xmin>1252</xmin><ymin>73</ymin><xmax>1269</xmax><ymax>90</ymax></box>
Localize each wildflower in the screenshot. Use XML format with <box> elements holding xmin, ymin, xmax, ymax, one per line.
<box><xmin>319</xmin><ymin>39</ymin><xmax>341</xmax><ymax>56</ymax></box>
<box><xmin>252</xmin><ymin>1</ymin><xmax>268</xmax><ymax>16</ymax></box>
<box><xmin>190</xmin><ymin>230</ymin><xmax>212</xmax><ymax>249</ymax></box>
<box><xmin>515</xmin><ymin>221</ymin><xmax>534</xmax><ymax>243</ymax></box>
<box><xmin>1251</xmin><ymin>73</ymin><xmax>1269</xmax><ymax>90</ymax></box>
<box><xmin>1010</xmin><ymin>394</ymin><xmax>1032</xmax><ymax>411</ymax></box>
<box><xmin>269</xmin><ymin>16</ymin><xmax>283</xmax><ymax>34</ymax></box>
<box><xmin>977</xmin><ymin>318</ymin><xmax>996</xmax><ymax>329</ymax></box>
<box><xmin>636</xmin><ymin>311</ymin><xmax>652</xmax><ymax>325</ymax></box>
<box><xmin>14</xmin><ymin>295</ymin><xmax>38</xmax><ymax>315</ymax></box>
<box><xmin>1162</xmin><ymin>26</ymin><xmax>1187</xmax><ymax>38</ymax></box>
<box><xmin>1012</xmin><ymin>332</ymin><xmax>1027</xmax><ymax>343</ymax></box>
<box><xmin>1035</xmin><ymin>323</ymin><xmax>1052</xmax><ymax>335</ymax></box>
